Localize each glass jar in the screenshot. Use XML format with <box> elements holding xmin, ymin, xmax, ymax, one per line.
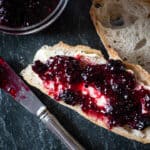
<box><xmin>0</xmin><ymin>0</ymin><xmax>68</xmax><ymax>35</ymax></box>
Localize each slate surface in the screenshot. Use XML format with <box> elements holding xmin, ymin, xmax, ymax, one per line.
<box><xmin>0</xmin><ymin>0</ymin><xmax>150</xmax><ymax>150</ymax></box>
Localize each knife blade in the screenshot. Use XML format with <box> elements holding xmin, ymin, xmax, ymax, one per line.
<box><xmin>0</xmin><ymin>57</ymin><xmax>84</xmax><ymax>150</ymax></box>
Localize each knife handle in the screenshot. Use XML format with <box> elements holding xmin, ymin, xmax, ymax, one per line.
<box><xmin>38</xmin><ymin>108</ymin><xmax>84</xmax><ymax>150</ymax></box>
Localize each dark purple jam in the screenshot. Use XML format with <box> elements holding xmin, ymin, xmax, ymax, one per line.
<box><xmin>32</xmin><ymin>56</ymin><xmax>150</xmax><ymax>130</ymax></box>
<box><xmin>0</xmin><ymin>0</ymin><xmax>59</xmax><ymax>28</ymax></box>
<box><xmin>33</xmin><ymin>56</ymin><xmax>82</xmax><ymax>83</ymax></box>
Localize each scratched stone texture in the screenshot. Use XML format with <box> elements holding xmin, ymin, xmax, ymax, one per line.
<box><xmin>0</xmin><ymin>0</ymin><xmax>150</xmax><ymax>150</ymax></box>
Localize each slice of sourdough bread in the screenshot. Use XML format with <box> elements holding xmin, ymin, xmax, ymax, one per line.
<box><xmin>21</xmin><ymin>42</ymin><xmax>150</xmax><ymax>143</ymax></box>
<box><xmin>90</xmin><ymin>0</ymin><xmax>150</xmax><ymax>72</ymax></box>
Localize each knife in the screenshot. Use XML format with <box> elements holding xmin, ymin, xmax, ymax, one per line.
<box><xmin>0</xmin><ymin>57</ymin><xmax>84</xmax><ymax>150</ymax></box>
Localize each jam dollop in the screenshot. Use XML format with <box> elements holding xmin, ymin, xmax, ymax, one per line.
<box><xmin>32</xmin><ymin>56</ymin><xmax>150</xmax><ymax>130</ymax></box>
<box><xmin>0</xmin><ymin>0</ymin><xmax>59</xmax><ymax>28</ymax></box>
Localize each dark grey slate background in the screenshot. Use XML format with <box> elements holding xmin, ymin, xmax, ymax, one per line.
<box><xmin>0</xmin><ymin>0</ymin><xmax>150</xmax><ymax>150</ymax></box>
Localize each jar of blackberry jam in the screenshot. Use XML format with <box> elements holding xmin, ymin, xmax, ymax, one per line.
<box><xmin>0</xmin><ymin>0</ymin><xmax>68</xmax><ymax>35</ymax></box>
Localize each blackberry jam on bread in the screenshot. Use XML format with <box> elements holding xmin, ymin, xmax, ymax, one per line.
<box><xmin>21</xmin><ymin>42</ymin><xmax>150</xmax><ymax>143</ymax></box>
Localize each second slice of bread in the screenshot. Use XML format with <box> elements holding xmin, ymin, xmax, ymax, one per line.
<box><xmin>90</xmin><ymin>0</ymin><xmax>150</xmax><ymax>72</ymax></box>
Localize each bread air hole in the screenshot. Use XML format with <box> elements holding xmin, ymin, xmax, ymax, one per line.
<box><xmin>110</xmin><ymin>16</ymin><xmax>124</xmax><ymax>27</ymax></box>
<box><xmin>134</xmin><ymin>39</ymin><xmax>146</xmax><ymax>50</ymax></box>
<box><xmin>94</xmin><ymin>3</ymin><xmax>103</xmax><ymax>8</ymax></box>
<box><xmin>123</xmin><ymin>57</ymin><xmax>127</xmax><ymax>61</ymax></box>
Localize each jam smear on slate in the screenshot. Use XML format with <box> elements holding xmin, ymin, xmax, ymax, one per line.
<box><xmin>0</xmin><ymin>0</ymin><xmax>59</xmax><ymax>28</ymax></box>
<box><xmin>0</xmin><ymin>57</ymin><xmax>29</xmax><ymax>98</ymax></box>
<box><xmin>32</xmin><ymin>56</ymin><xmax>150</xmax><ymax>130</ymax></box>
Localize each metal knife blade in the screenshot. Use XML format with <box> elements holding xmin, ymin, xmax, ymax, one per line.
<box><xmin>0</xmin><ymin>57</ymin><xmax>84</xmax><ymax>150</ymax></box>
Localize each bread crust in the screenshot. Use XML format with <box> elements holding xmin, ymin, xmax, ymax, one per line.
<box><xmin>21</xmin><ymin>42</ymin><xmax>150</xmax><ymax>143</ymax></box>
